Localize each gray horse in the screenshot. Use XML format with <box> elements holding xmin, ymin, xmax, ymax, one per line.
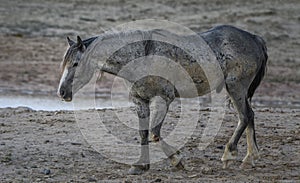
<box><xmin>57</xmin><ymin>25</ymin><xmax>267</xmax><ymax>174</ymax></box>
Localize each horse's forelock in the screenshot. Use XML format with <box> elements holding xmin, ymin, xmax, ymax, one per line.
<box><xmin>60</xmin><ymin>47</ymin><xmax>73</xmax><ymax>75</ymax></box>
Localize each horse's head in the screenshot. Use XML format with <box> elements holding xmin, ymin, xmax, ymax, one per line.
<box><xmin>57</xmin><ymin>36</ymin><xmax>94</xmax><ymax>102</ymax></box>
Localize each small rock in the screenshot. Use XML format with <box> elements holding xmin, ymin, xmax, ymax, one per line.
<box><xmin>201</xmin><ymin>167</ymin><xmax>213</xmax><ymax>174</ymax></box>
<box><xmin>14</xmin><ymin>107</ymin><xmax>33</xmax><ymax>114</ymax></box>
<box><xmin>216</xmin><ymin>145</ymin><xmax>224</xmax><ymax>150</ymax></box>
<box><xmin>2</xmin><ymin>153</ymin><xmax>12</xmax><ymax>162</ymax></box>
<box><xmin>152</xmin><ymin>178</ymin><xmax>162</xmax><ymax>182</ymax></box>
<box><xmin>286</xmin><ymin>137</ymin><xmax>293</xmax><ymax>141</ymax></box>
<box><xmin>42</xmin><ymin>168</ymin><xmax>51</xmax><ymax>175</ymax></box>
<box><xmin>200</xmin><ymin>108</ymin><xmax>210</xmax><ymax>111</ymax></box>
<box><xmin>0</xmin><ymin>142</ymin><xmax>5</xmax><ymax>145</ymax></box>
<box><xmin>80</xmin><ymin>175</ymin><xmax>87</xmax><ymax>179</ymax></box>
<box><xmin>188</xmin><ymin>174</ymin><xmax>198</xmax><ymax>178</ymax></box>
<box><xmin>172</xmin><ymin>175</ymin><xmax>183</xmax><ymax>179</ymax></box>
<box><xmin>106</xmin><ymin>18</ymin><xmax>116</xmax><ymax>22</ymax></box>
<box><xmin>71</xmin><ymin>142</ymin><xmax>82</xmax><ymax>146</ymax></box>
<box><xmin>191</xmin><ymin>137</ymin><xmax>197</xmax><ymax>141</ymax></box>
<box><xmin>88</xmin><ymin>177</ymin><xmax>97</xmax><ymax>182</ymax></box>
<box><xmin>31</xmin><ymin>165</ymin><xmax>37</xmax><ymax>168</ymax></box>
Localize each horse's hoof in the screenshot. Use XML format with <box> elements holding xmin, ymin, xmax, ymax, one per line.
<box><xmin>240</xmin><ymin>161</ymin><xmax>254</xmax><ymax>169</ymax></box>
<box><xmin>222</xmin><ymin>160</ymin><xmax>234</xmax><ymax>169</ymax></box>
<box><xmin>128</xmin><ymin>164</ymin><xmax>150</xmax><ymax>175</ymax></box>
<box><xmin>221</xmin><ymin>148</ymin><xmax>237</xmax><ymax>169</ymax></box>
<box><xmin>240</xmin><ymin>154</ymin><xmax>259</xmax><ymax>169</ymax></box>
<box><xmin>170</xmin><ymin>153</ymin><xmax>184</xmax><ymax>168</ymax></box>
<box><xmin>175</xmin><ymin>161</ymin><xmax>185</xmax><ymax>170</ymax></box>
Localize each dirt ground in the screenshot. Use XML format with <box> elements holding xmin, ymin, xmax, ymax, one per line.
<box><xmin>0</xmin><ymin>0</ymin><xmax>299</xmax><ymax>182</ymax></box>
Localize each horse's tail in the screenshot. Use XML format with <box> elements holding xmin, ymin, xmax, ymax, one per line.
<box><xmin>247</xmin><ymin>35</ymin><xmax>268</xmax><ymax>102</ymax></box>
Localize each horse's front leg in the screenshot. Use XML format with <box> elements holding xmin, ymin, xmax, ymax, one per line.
<box><xmin>150</xmin><ymin>96</ymin><xmax>184</xmax><ymax>169</ymax></box>
<box><xmin>150</xmin><ymin>96</ymin><xmax>168</xmax><ymax>142</ymax></box>
<box><xmin>128</xmin><ymin>97</ymin><xmax>150</xmax><ymax>175</ymax></box>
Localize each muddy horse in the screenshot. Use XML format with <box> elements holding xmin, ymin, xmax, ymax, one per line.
<box><xmin>57</xmin><ymin>25</ymin><xmax>268</xmax><ymax>174</ymax></box>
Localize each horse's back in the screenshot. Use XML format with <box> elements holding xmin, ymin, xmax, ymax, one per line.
<box><xmin>200</xmin><ymin>25</ymin><xmax>267</xmax><ymax>83</ymax></box>
<box><xmin>201</xmin><ymin>25</ymin><xmax>264</xmax><ymax>58</ymax></box>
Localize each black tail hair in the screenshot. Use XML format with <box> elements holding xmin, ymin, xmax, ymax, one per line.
<box><xmin>247</xmin><ymin>35</ymin><xmax>268</xmax><ymax>102</ymax></box>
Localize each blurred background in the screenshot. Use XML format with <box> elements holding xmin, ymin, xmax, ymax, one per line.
<box><xmin>0</xmin><ymin>0</ymin><xmax>299</xmax><ymax>110</ymax></box>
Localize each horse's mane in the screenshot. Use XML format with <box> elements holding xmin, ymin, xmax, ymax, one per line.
<box><xmin>83</xmin><ymin>36</ymin><xmax>98</xmax><ymax>47</ymax></box>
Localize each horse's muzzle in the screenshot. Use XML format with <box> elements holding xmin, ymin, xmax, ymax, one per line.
<box><xmin>57</xmin><ymin>87</ymin><xmax>73</xmax><ymax>102</ymax></box>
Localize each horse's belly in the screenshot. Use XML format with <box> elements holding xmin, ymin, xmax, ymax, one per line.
<box><xmin>175</xmin><ymin>62</ymin><xmax>224</xmax><ymax>98</ymax></box>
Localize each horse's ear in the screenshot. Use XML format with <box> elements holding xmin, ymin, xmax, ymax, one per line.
<box><xmin>77</xmin><ymin>36</ymin><xmax>86</xmax><ymax>52</ymax></box>
<box><xmin>67</xmin><ymin>36</ymin><xmax>75</xmax><ymax>46</ymax></box>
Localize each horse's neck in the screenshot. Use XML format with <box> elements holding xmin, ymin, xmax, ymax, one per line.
<box><xmin>97</xmin><ymin>30</ymin><xmax>153</xmax><ymax>78</ymax></box>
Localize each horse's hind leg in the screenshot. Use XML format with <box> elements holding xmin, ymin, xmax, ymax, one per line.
<box><xmin>150</xmin><ymin>96</ymin><xmax>184</xmax><ymax>169</ymax></box>
<box><xmin>241</xmin><ymin>102</ymin><xmax>260</xmax><ymax>168</ymax></box>
<box><xmin>222</xmin><ymin>78</ymin><xmax>250</xmax><ymax>168</ymax></box>
<box><xmin>128</xmin><ymin>97</ymin><xmax>150</xmax><ymax>175</ymax></box>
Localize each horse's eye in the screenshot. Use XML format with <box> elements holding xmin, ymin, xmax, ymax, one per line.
<box><xmin>73</xmin><ymin>63</ymin><xmax>78</xmax><ymax>67</ymax></box>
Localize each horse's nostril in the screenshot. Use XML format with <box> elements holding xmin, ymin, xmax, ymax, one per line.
<box><xmin>60</xmin><ymin>89</ymin><xmax>65</xmax><ymax>97</ymax></box>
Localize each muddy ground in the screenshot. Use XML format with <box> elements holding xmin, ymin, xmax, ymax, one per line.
<box><xmin>0</xmin><ymin>0</ymin><xmax>300</xmax><ymax>182</ymax></box>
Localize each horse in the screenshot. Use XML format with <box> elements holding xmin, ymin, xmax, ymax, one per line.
<box><xmin>57</xmin><ymin>25</ymin><xmax>268</xmax><ymax>174</ymax></box>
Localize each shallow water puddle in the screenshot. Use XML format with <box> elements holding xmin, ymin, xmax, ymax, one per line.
<box><xmin>0</xmin><ymin>95</ymin><xmax>132</xmax><ymax>111</ymax></box>
<box><xmin>0</xmin><ymin>94</ymin><xmax>299</xmax><ymax>111</ymax></box>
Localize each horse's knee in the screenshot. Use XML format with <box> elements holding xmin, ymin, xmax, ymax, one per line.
<box><xmin>136</xmin><ymin>106</ymin><xmax>150</xmax><ymax>119</ymax></box>
<box><xmin>139</xmin><ymin>130</ymin><xmax>149</xmax><ymax>145</ymax></box>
